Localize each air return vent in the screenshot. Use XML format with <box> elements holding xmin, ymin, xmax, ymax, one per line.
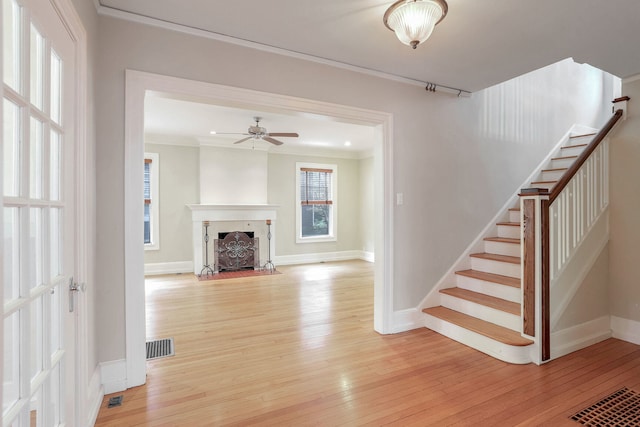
<box><xmin>146</xmin><ymin>338</ymin><xmax>174</xmax><ymax>360</ymax></box>
<box><xmin>571</xmin><ymin>387</ymin><xmax>640</xmax><ymax>426</ymax></box>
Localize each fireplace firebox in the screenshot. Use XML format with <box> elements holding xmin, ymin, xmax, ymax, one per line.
<box><xmin>214</xmin><ymin>231</ymin><xmax>260</xmax><ymax>272</ymax></box>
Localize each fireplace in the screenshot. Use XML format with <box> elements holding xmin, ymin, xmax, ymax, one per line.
<box><xmin>214</xmin><ymin>231</ymin><xmax>259</xmax><ymax>272</ymax></box>
<box><xmin>187</xmin><ymin>204</ymin><xmax>278</xmax><ymax>275</ymax></box>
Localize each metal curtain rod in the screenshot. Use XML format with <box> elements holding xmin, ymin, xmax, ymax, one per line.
<box><xmin>425</xmin><ymin>82</ymin><xmax>472</xmax><ymax>97</ymax></box>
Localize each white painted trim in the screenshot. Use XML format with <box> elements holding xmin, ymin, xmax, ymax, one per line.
<box><xmin>124</xmin><ymin>71</ymin><xmax>394</xmax><ymax>392</ymax></box>
<box><xmin>95</xmin><ymin>4</ymin><xmax>472</xmax><ymax>95</ymax></box>
<box><xmin>143</xmin><ymin>152</ymin><xmax>160</xmax><ymax>251</ymax></box>
<box><xmin>361</xmin><ymin>251</ymin><xmax>375</xmax><ymax>263</ymax></box>
<box><xmin>392</xmin><ymin>308</ymin><xmax>421</xmax><ymax>333</ymax></box>
<box><xmin>85</xmin><ymin>367</ymin><xmax>104</xmax><ymax>427</ymax></box>
<box><xmin>611</xmin><ymin>316</ymin><xmax>640</xmax><ymax>345</ymax></box>
<box><xmin>550</xmin><ymin>315</ymin><xmax>612</xmax><ymax>360</ymax></box>
<box><xmin>423</xmin><ymin>315</ymin><xmax>533</xmax><ymax>364</ymax></box>
<box><xmin>295</xmin><ymin>162</ymin><xmax>338</xmax><ymax>244</ymax></box>
<box><xmin>144</xmin><ymin>261</ymin><xmax>194</xmax><ymax>276</ymax></box>
<box><xmin>274</xmin><ymin>250</ymin><xmax>363</xmax><ymax>266</ymax></box>
<box><xmin>100</xmin><ymin>359</ymin><xmax>128</xmax><ymax>395</ymax></box>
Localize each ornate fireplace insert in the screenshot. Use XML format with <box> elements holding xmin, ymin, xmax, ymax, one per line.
<box><xmin>214</xmin><ymin>231</ymin><xmax>260</xmax><ymax>272</ymax></box>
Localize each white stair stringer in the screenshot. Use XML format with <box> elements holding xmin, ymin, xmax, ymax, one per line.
<box><xmin>423</xmin><ymin>314</ymin><xmax>533</xmax><ymax>364</ymax></box>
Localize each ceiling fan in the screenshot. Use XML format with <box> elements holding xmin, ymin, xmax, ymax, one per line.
<box><xmin>216</xmin><ymin>116</ymin><xmax>299</xmax><ymax>146</ymax></box>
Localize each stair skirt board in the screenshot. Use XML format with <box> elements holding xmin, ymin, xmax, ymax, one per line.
<box><xmin>455</xmin><ymin>275</ymin><xmax>521</xmax><ymax>303</ymax></box>
<box><xmin>440</xmin><ymin>293</ymin><xmax>521</xmax><ymax>331</ymax></box>
<box><xmin>424</xmin><ymin>315</ymin><xmax>532</xmax><ymax>364</ymax></box>
<box><xmin>470</xmin><ymin>257</ymin><xmax>521</xmax><ymax>278</ymax></box>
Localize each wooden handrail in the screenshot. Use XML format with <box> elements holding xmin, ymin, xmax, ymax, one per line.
<box><xmin>548</xmin><ymin>109</ymin><xmax>623</xmax><ymax>203</ymax></box>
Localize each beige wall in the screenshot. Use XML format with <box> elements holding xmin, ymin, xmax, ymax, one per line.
<box><xmin>360</xmin><ymin>156</ymin><xmax>375</xmax><ymax>256</ymax></box>
<box><xmin>609</xmin><ymin>79</ymin><xmax>640</xmax><ymax>322</ymax></box>
<box><xmin>143</xmin><ymin>143</ymin><xmax>200</xmax><ymax>265</ymax></box>
<box><xmin>554</xmin><ymin>245</ymin><xmax>610</xmax><ymax>331</ymax></box>
<box><xmin>267</xmin><ymin>153</ymin><xmax>362</xmax><ymax>256</ymax></box>
<box><xmin>95</xmin><ymin>15</ymin><xmax>616</xmax><ymax>362</ymax></box>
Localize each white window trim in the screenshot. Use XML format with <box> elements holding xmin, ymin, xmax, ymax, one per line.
<box><xmin>295</xmin><ymin>162</ymin><xmax>337</xmax><ymax>243</ymax></box>
<box><xmin>144</xmin><ymin>152</ymin><xmax>160</xmax><ymax>250</ymax></box>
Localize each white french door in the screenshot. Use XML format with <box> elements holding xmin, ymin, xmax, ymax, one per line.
<box><xmin>2</xmin><ymin>0</ymin><xmax>79</xmax><ymax>425</ymax></box>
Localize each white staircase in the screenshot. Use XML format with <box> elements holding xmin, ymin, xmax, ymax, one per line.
<box><xmin>422</xmin><ymin>132</ymin><xmax>595</xmax><ymax>364</ymax></box>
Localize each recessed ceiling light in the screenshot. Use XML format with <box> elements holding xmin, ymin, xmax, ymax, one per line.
<box><xmin>209</xmin><ymin>130</ymin><xmax>217</xmax><ymax>135</ymax></box>
<box><xmin>344</xmin><ymin>141</ymin><xmax>352</xmax><ymax>146</ymax></box>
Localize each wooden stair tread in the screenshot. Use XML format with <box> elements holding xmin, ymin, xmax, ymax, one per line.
<box><xmin>551</xmin><ymin>155</ymin><xmax>578</xmax><ymax>161</ymax></box>
<box><xmin>569</xmin><ymin>132</ymin><xmax>596</xmax><ymax>139</ymax></box>
<box><xmin>531</xmin><ymin>180</ymin><xmax>557</xmax><ymax>184</ymax></box>
<box><xmin>423</xmin><ymin>306</ymin><xmax>533</xmax><ymax>346</ymax></box>
<box><xmin>541</xmin><ymin>167</ymin><xmax>568</xmax><ymax>172</ymax></box>
<box><xmin>484</xmin><ymin>237</ymin><xmax>520</xmax><ymax>245</ymax></box>
<box><xmin>440</xmin><ymin>287</ymin><xmax>520</xmax><ymax>315</ymax></box>
<box><xmin>508</xmin><ymin>207</ymin><xmax>520</xmax><ymax>212</ymax></box>
<box><xmin>456</xmin><ymin>269</ymin><xmax>520</xmax><ymax>288</ymax></box>
<box><xmin>470</xmin><ymin>252</ymin><xmax>520</xmax><ymax>264</ymax></box>
<box><xmin>496</xmin><ymin>221</ymin><xmax>519</xmax><ymax>227</ymax></box>
<box><xmin>561</xmin><ymin>143</ymin><xmax>588</xmax><ymax>150</ymax></box>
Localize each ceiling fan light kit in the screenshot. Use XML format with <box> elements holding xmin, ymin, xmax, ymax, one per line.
<box><xmin>383</xmin><ymin>0</ymin><xmax>448</xmax><ymax>49</ymax></box>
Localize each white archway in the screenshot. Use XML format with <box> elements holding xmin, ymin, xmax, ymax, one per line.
<box><xmin>123</xmin><ymin>70</ymin><xmax>394</xmax><ymax>387</ymax></box>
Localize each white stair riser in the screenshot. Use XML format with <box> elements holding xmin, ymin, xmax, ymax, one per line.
<box><xmin>497</xmin><ymin>224</ymin><xmax>520</xmax><ymax>239</ymax></box>
<box><xmin>550</xmin><ymin>157</ymin><xmax>577</xmax><ymax>169</ymax></box>
<box><xmin>484</xmin><ymin>240</ymin><xmax>520</xmax><ymax>257</ymax></box>
<box><xmin>541</xmin><ymin>170</ymin><xmax>566</xmax><ymax>181</ymax></box>
<box><xmin>440</xmin><ymin>294</ymin><xmax>521</xmax><ymax>330</ymax></box>
<box><xmin>559</xmin><ymin>146</ymin><xmax>587</xmax><ymax>157</ymax></box>
<box><xmin>509</xmin><ymin>210</ymin><xmax>520</xmax><ymax>223</ymax></box>
<box><xmin>470</xmin><ymin>257</ymin><xmax>521</xmax><ymax>278</ymax></box>
<box><xmin>456</xmin><ymin>275</ymin><xmax>521</xmax><ymax>303</ymax></box>
<box><xmin>423</xmin><ymin>314</ymin><xmax>532</xmax><ymax>364</ymax></box>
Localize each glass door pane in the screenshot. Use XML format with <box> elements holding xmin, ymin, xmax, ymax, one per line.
<box><xmin>3</xmin><ymin>98</ymin><xmax>20</xmax><ymax>197</ymax></box>
<box><xmin>2</xmin><ymin>0</ymin><xmax>21</xmax><ymax>91</ymax></box>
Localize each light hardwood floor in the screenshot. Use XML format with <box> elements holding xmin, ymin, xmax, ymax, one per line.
<box><xmin>95</xmin><ymin>260</ymin><xmax>640</xmax><ymax>426</ymax></box>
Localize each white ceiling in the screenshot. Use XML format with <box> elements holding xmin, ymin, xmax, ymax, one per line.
<box><xmin>102</xmin><ymin>0</ymin><xmax>640</xmax><ymax>154</ymax></box>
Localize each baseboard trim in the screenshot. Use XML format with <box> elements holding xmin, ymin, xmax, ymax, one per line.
<box><xmin>611</xmin><ymin>316</ymin><xmax>640</xmax><ymax>345</ymax></box>
<box><xmin>86</xmin><ymin>366</ymin><xmax>104</xmax><ymax>426</ymax></box>
<box><xmin>274</xmin><ymin>250</ymin><xmax>369</xmax><ymax>266</ymax></box>
<box><xmin>391</xmin><ymin>308</ymin><xmax>420</xmax><ymax>333</ymax></box>
<box><xmin>100</xmin><ymin>359</ymin><xmax>127</xmax><ymax>395</ymax></box>
<box><xmin>551</xmin><ymin>315</ymin><xmax>612</xmax><ymax>359</ymax></box>
<box><xmin>361</xmin><ymin>251</ymin><xmax>375</xmax><ymax>263</ymax></box>
<box><xmin>144</xmin><ymin>260</ymin><xmax>193</xmax><ymax>276</ymax></box>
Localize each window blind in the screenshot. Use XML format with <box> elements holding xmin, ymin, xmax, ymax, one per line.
<box><xmin>300</xmin><ymin>167</ymin><xmax>332</xmax><ymax>205</ymax></box>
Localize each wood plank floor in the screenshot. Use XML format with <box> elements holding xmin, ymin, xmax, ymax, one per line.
<box><xmin>95</xmin><ymin>260</ymin><xmax>640</xmax><ymax>426</ymax></box>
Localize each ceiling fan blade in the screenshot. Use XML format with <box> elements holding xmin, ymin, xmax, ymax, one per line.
<box><xmin>263</xmin><ymin>136</ymin><xmax>284</xmax><ymax>146</ymax></box>
<box><xmin>233</xmin><ymin>137</ymin><xmax>253</xmax><ymax>144</ymax></box>
<box><xmin>268</xmin><ymin>132</ymin><xmax>299</xmax><ymax>137</ymax></box>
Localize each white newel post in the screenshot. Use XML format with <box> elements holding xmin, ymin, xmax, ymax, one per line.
<box><xmin>520</xmin><ymin>189</ymin><xmax>550</xmax><ymax>365</ymax></box>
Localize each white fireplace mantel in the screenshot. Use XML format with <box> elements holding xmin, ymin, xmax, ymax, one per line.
<box><xmin>187</xmin><ymin>204</ymin><xmax>279</xmax><ymax>274</ymax></box>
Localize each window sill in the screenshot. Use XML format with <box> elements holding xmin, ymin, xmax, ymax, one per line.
<box><xmin>296</xmin><ymin>235</ymin><xmax>337</xmax><ymax>244</ymax></box>
<box><xmin>144</xmin><ymin>243</ymin><xmax>159</xmax><ymax>251</ymax></box>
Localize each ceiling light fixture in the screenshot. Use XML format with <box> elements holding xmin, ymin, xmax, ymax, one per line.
<box><xmin>383</xmin><ymin>0</ymin><xmax>448</xmax><ymax>49</ymax></box>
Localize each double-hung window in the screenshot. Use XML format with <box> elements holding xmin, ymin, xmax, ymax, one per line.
<box><xmin>296</xmin><ymin>162</ymin><xmax>337</xmax><ymax>242</ymax></box>
<box><xmin>144</xmin><ymin>152</ymin><xmax>159</xmax><ymax>250</ymax></box>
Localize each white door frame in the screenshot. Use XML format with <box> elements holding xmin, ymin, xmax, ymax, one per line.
<box><xmin>123</xmin><ymin>70</ymin><xmax>395</xmax><ymax>388</ymax></box>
